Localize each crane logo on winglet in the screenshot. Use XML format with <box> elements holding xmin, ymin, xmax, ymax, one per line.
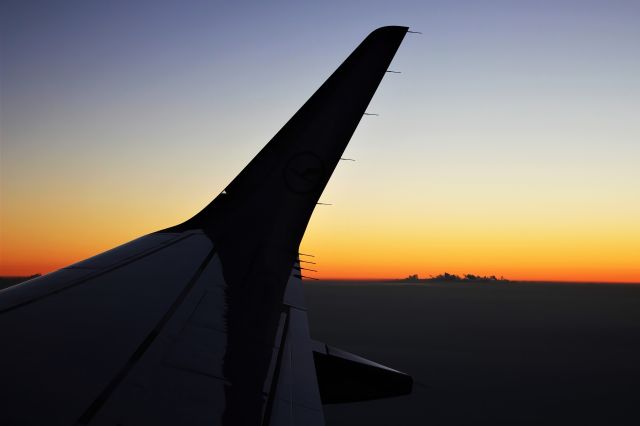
<box><xmin>283</xmin><ymin>152</ymin><xmax>326</xmax><ymax>194</ymax></box>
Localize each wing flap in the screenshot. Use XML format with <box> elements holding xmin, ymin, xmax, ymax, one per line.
<box><xmin>268</xmin><ymin>274</ymin><xmax>325</xmax><ymax>426</ymax></box>
<box><xmin>88</xmin><ymin>251</ymin><xmax>231</xmax><ymax>426</ymax></box>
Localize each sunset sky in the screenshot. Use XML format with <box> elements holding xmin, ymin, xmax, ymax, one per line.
<box><xmin>1</xmin><ymin>0</ymin><xmax>639</xmax><ymax>282</ymax></box>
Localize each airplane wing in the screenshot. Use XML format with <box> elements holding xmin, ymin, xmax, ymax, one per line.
<box><xmin>0</xmin><ymin>26</ymin><xmax>411</xmax><ymax>426</ymax></box>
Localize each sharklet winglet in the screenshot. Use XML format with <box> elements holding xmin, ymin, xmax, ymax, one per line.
<box><xmin>160</xmin><ymin>26</ymin><xmax>408</xmax><ymax>292</ymax></box>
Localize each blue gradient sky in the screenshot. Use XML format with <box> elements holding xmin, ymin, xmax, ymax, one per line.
<box><xmin>2</xmin><ymin>1</ymin><xmax>639</xmax><ymax>281</ymax></box>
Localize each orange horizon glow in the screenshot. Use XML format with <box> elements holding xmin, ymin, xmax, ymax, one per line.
<box><xmin>2</xmin><ymin>160</ymin><xmax>639</xmax><ymax>284</ymax></box>
<box><xmin>1</xmin><ymin>224</ymin><xmax>638</xmax><ymax>284</ymax></box>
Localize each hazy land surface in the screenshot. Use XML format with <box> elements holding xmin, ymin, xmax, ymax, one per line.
<box><xmin>2</xmin><ymin>276</ymin><xmax>639</xmax><ymax>424</ymax></box>
<box><xmin>304</xmin><ymin>280</ymin><xmax>640</xmax><ymax>426</ymax></box>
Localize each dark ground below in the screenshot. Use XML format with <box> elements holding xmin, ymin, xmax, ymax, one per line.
<box><xmin>3</xmin><ymin>277</ymin><xmax>639</xmax><ymax>424</ymax></box>
<box><xmin>303</xmin><ymin>280</ymin><xmax>640</xmax><ymax>426</ymax></box>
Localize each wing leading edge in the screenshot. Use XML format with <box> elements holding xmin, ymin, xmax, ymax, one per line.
<box><xmin>0</xmin><ymin>26</ymin><xmax>410</xmax><ymax>425</ymax></box>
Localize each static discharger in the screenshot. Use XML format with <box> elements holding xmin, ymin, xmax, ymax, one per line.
<box><xmin>299</xmin><ymin>259</ymin><xmax>316</xmax><ymax>265</ymax></box>
<box><xmin>386</xmin><ymin>70</ymin><xmax>401</xmax><ymax>73</ymax></box>
<box><xmin>298</xmin><ymin>252</ymin><xmax>315</xmax><ymax>257</ymax></box>
<box><xmin>407</xmin><ymin>30</ymin><xmax>422</xmax><ymax>34</ymax></box>
<box><xmin>340</xmin><ymin>157</ymin><xmax>356</xmax><ymax>161</ymax></box>
<box><xmin>294</xmin><ymin>266</ymin><xmax>318</xmax><ymax>272</ymax></box>
<box><xmin>316</xmin><ymin>202</ymin><xmax>332</xmax><ymax>206</ymax></box>
<box><xmin>363</xmin><ymin>112</ymin><xmax>379</xmax><ymax>116</ymax></box>
<box><xmin>294</xmin><ymin>274</ymin><xmax>319</xmax><ymax>281</ymax></box>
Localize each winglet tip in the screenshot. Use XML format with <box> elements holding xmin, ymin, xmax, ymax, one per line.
<box><xmin>370</xmin><ymin>25</ymin><xmax>410</xmax><ymax>36</ymax></box>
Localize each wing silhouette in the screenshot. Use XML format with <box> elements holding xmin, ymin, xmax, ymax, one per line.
<box><xmin>0</xmin><ymin>26</ymin><xmax>411</xmax><ymax>426</ymax></box>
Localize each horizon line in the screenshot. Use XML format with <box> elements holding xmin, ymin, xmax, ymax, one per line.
<box><xmin>303</xmin><ymin>277</ymin><xmax>640</xmax><ymax>285</ymax></box>
<box><xmin>1</xmin><ymin>274</ymin><xmax>639</xmax><ymax>286</ymax></box>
